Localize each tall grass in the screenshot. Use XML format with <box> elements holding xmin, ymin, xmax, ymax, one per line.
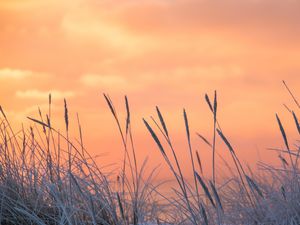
<box><xmin>0</xmin><ymin>80</ymin><xmax>298</xmax><ymax>224</ymax></box>
<box><xmin>143</xmin><ymin>81</ymin><xmax>300</xmax><ymax>225</ymax></box>
<box><xmin>0</xmin><ymin>96</ymin><xmax>161</xmax><ymax>224</ymax></box>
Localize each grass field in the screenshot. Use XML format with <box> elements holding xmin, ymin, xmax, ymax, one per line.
<box><xmin>0</xmin><ymin>81</ymin><xmax>299</xmax><ymax>225</ymax></box>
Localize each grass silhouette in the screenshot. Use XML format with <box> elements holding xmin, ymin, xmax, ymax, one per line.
<box><xmin>0</xmin><ymin>81</ymin><xmax>298</xmax><ymax>224</ymax></box>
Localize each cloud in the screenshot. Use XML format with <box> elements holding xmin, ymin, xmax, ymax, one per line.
<box><xmin>60</xmin><ymin>3</ymin><xmax>158</xmax><ymax>54</ymax></box>
<box><xmin>62</xmin><ymin>14</ymin><xmax>130</xmax><ymax>49</ymax></box>
<box><xmin>79</xmin><ymin>64</ymin><xmax>244</xmax><ymax>93</ymax></box>
<box><xmin>80</xmin><ymin>74</ymin><xmax>128</xmax><ymax>88</ymax></box>
<box><xmin>16</xmin><ymin>89</ymin><xmax>75</xmax><ymax>100</ymax></box>
<box><xmin>0</xmin><ymin>0</ymin><xmax>77</xmax><ymax>10</ymax></box>
<box><xmin>0</xmin><ymin>68</ymin><xmax>50</xmax><ymax>81</ymax></box>
<box><xmin>59</xmin><ymin>0</ymin><xmax>300</xmax><ymax>44</ymax></box>
<box><xmin>0</xmin><ymin>68</ymin><xmax>33</xmax><ymax>79</ymax></box>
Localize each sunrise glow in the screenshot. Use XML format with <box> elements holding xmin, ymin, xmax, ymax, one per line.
<box><xmin>1</xmin><ymin>0</ymin><xmax>299</xmax><ymax>178</ymax></box>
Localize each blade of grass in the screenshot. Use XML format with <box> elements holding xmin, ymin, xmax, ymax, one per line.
<box><xmin>212</xmin><ymin>90</ymin><xmax>217</xmax><ymax>185</ymax></box>
<box><xmin>209</xmin><ymin>181</ymin><xmax>223</xmax><ymax>212</ymax></box>
<box><xmin>183</xmin><ymin>109</ymin><xmax>200</xmax><ymax>205</ymax></box>
<box><xmin>292</xmin><ymin>111</ymin><xmax>300</xmax><ymax>135</ymax></box>
<box><xmin>125</xmin><ymin>95</ymin><xmax>130</xmax><ymax>136</ymax></box>
<box><xmin>196</xmin><ymin>150</ymin><xmax>203</xmax><ymax>174</ymax></box>
<box><xmin>156</xmin><ymin>106</ymin><xmax>169</xmax><ymax>138</ymax></box>
<box><xmin>245</xmin><ymin>175</ymin><xmax>264</xmax><ymax>199</ymax></box>
<box><xmin>143</xmin><ymin>119</ymin><xmax>166</xmax><ymax>156</ymax></box>
<box><xmin>276</xmin><ymin>114</ymin><xmax>294</xmax><ymax>168</ymax></box>
<box><xmin>195</xmin><ymin>172</ymin><xmax>215</xmax><ymax>208</ymax></box>
<box><xmin>283</xmin><ymin>80</ymin><xmax>300</xmax><ymax>108</ymax></box>
<box><xmin>196</xmin><ymin>133</ymin><xmax>212</xmax><ymax>148</ymax></box>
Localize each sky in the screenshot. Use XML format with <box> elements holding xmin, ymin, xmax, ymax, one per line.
<box><xmin>0</xmin><ymin>0</ymin><xmax>299</xmax><ymax>179</ymax></box>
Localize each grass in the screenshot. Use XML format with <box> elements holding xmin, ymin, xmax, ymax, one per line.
<box><xmin>0</xmin><ymin>80</ymin><xmax>298</xmax><ymax>224</ymax></box>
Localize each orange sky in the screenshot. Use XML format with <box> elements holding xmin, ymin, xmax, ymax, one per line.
<box><xmin>0</xmin><ymin>0</ymin><xmax>299</xmax><ymax>179</ymax></box>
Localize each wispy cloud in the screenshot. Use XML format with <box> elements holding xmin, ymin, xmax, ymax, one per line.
<box><xmin>0</xmin><ymin>68</ymin><xmax>33</xmax><ymax>79</ymax></box>
<box><xmin>62</xmin><ymin>16</ymin><xmax>140</xmax><ymax>49</ymax></box>
<box><xmin>80</xmin><ymin>65</ymin><xmax>243</xmax><ymax>91</ymax></box>
<box><xmin>16</xmin><ymin>89</ymin><xmax>75</xmax><ymax>100</ymax></box>
<box><xmin>80</xmin><ymin>74</ymin><xmax>128</xmax><ymax>88</ymax></box>
<box><xmin>0</xmin><ymin>0</ymin><xmax>75</xmax><ymax>10</ymax></box>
